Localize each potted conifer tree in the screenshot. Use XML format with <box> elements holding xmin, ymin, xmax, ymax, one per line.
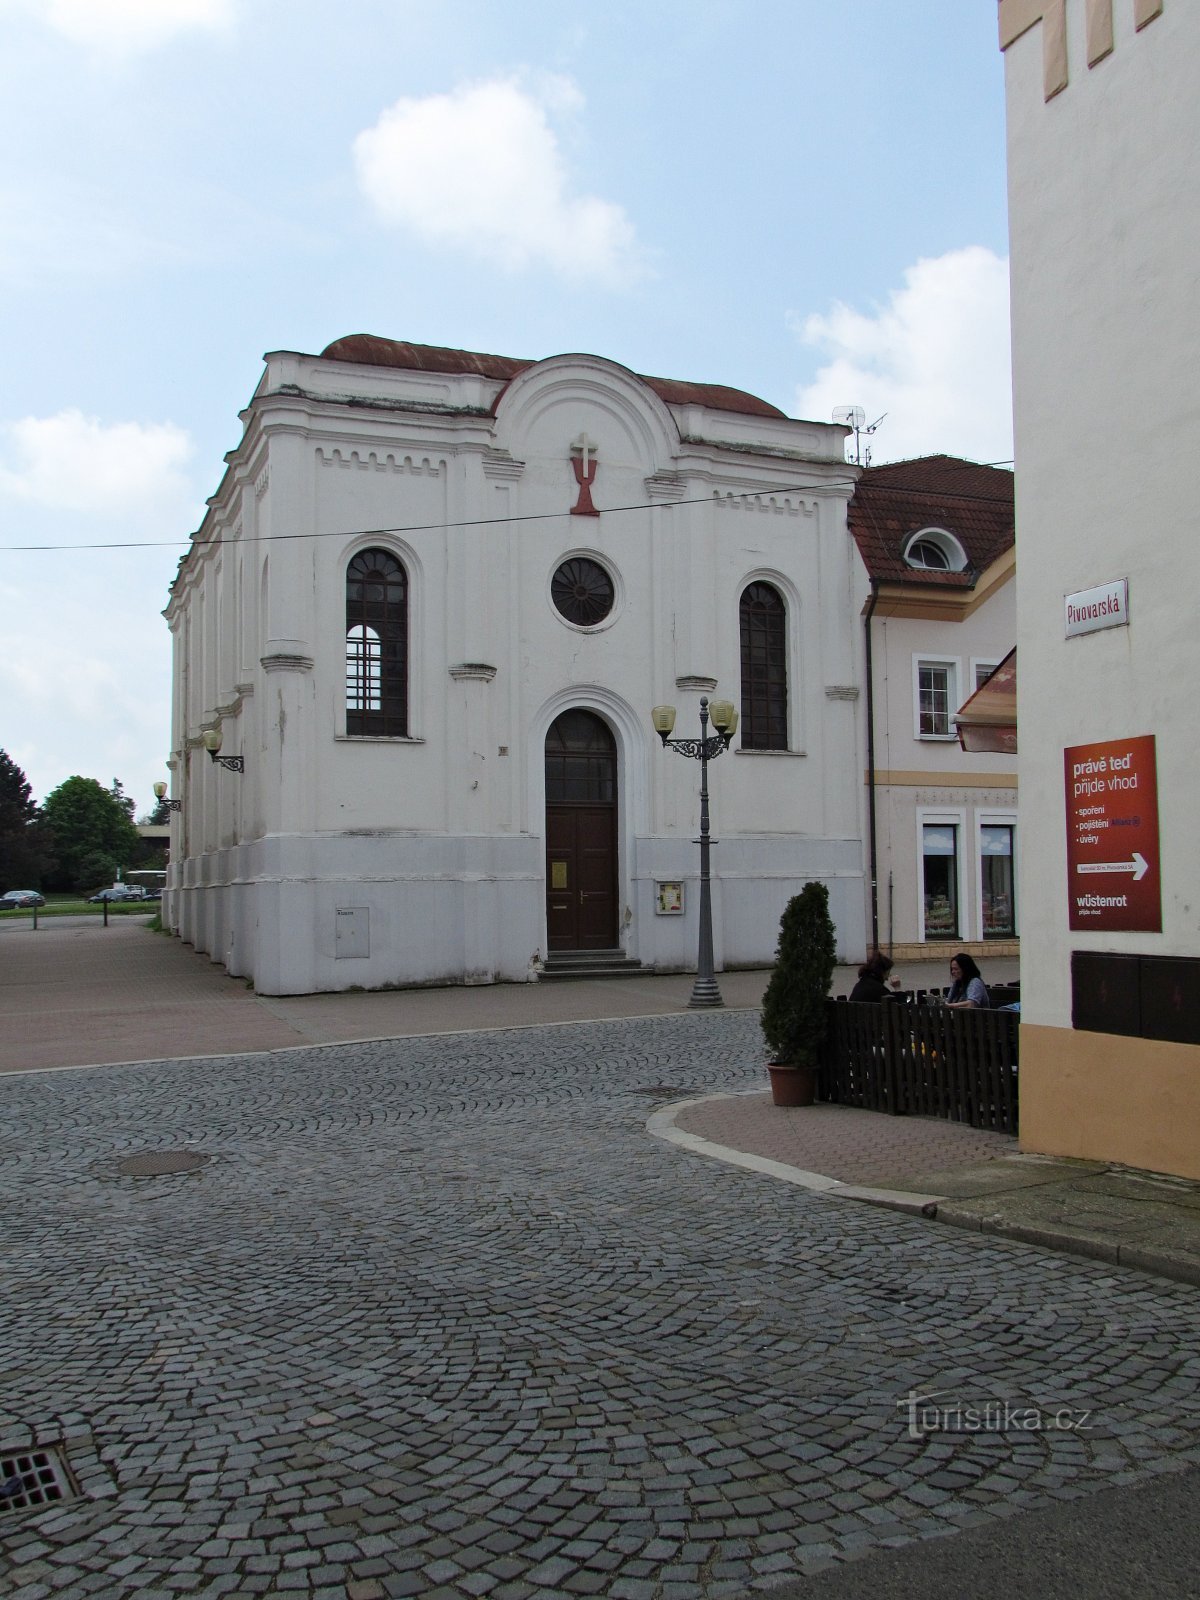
<box><xmin>761</xmin><ymin>882</ymin><xmax>837</xmax><ymax>1107</ymax></box>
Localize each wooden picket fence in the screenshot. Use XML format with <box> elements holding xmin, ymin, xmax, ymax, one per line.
<box><xmin>819</xmin><ymin>998</ymin><xmax>1019</xmax><ymax>1135</ymax></box>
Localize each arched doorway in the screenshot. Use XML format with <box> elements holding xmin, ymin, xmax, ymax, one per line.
<box><xmin>545</xmin><ymin>709</ymin><xmax>618</xmax><ymax>950</ymax></box>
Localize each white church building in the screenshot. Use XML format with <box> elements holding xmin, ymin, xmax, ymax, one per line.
<box><xmin>163</xmin><ymin>336</ymin><xmax>868</xmax><ymax>995</ymax></box>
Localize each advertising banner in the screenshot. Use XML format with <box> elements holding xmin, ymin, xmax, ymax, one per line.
<box><xmin>1065</xmin><ymin>734</ymin><xmax>1161</xmax><ymax>931</ymax></box>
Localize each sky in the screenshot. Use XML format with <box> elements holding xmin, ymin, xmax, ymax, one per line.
<box><xmin>0</xmin><ymin>0</ymin><xmax>1012</xmax><ymax>816</ymax></box>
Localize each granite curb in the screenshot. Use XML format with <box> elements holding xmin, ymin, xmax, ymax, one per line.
<box><xmin>652</xmin><ymin>1092</ymin><xmax>1200</xmax><ymax>1291</ymax></box>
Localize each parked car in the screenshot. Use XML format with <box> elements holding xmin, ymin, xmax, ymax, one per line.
<box><xmin>0</xmin><ymin>889</ymin><xmax>45</xmax><ymax>910</ymax></box>
<box><xmin>87</xmin><ymin>885</ymin><xmax>150</xmax><ymax>904</ymax></box>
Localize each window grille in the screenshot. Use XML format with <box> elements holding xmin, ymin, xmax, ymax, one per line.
<box><xmin>739</xmin><ymin>582</ymin><xmax>788</xmax><ymax>749</ymax></box>
<box><xmin>346</xmin><ymin>550</ymin><xmax>407</xmax><ymax>736</ymax></box>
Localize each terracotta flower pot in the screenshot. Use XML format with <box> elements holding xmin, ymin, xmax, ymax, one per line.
<box><xmin>767</xmin><ymin>1062</ymin><xmax>817</xmax><ymax>1107</ymax></box>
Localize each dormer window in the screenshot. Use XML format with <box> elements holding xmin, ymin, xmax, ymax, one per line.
<box><xmin>904</xmin><ymin>527</ymin><xmax>968</xmax><ymax>572</ymax></box>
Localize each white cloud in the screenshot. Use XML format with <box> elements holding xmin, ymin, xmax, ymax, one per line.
<box><xmin>0</xmin><ymin>413</ymin><xmax>198</xmax><ymax>805</ymax></box>
<box><xmin>0</xmin><ymin>410</ymin><xmax>196</xmax><ymax>527</ymax></box>
<box><xmin>792</xmin><ymin>246</ymin><xmax>1013</xmax><ymax>464</ymax></box>
<box><xmin>0</xmin><ymin>0</ymin><xmax>233</xmax><ymax>54</ymax></box>
<box><xmin>353</xmin><ymin>75</ymin><xmax>646</xmax><ymax>286</ymax></box>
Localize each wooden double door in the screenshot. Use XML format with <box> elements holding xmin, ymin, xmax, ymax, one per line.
<box><xmin>545</xmin><ymin>710</ymin><xmax>618</xmax><ymax>951</ymax></box>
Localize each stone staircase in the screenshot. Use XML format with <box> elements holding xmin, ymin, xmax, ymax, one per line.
<box><xmin>537</xmin><ymin>949</ymin><xmax>646</xmax><ymax>981</ymax></box>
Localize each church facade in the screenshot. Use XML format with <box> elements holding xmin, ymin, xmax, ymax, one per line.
<box><xmin>163</xmin><ymin>337</ymin><xmax>867</xmax><ymax>995</ymax></box>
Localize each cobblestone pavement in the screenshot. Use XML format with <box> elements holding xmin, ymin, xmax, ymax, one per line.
<box><xmin>2</xmin><ymin>1012</ymin><xmax>1200</xmax><ymax>1599</ymax></box>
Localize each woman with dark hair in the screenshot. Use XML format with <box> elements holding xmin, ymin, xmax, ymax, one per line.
<box><xmin>946</xmin><ymin>952</ymin><xmax>990</xmax><ymax>1008</ymax></box>
<box><xmin>849</xmin><ymin>951</ymin><xmax>897</xmax><ymax>1003</ymax></box>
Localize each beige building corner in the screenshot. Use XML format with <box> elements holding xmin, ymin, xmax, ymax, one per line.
<box><xmin>1001</xmin><ymin>0</ymin><xmax>1199</xmax><ymax>1175</ymax></box>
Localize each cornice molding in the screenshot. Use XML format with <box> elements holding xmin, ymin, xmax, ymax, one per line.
<box><xmin>481</xmin><ymin>449</ymin><xmax>525</xmax><ymax>481</ymax></box>
<box><xmin>713</xmin><ymin>490</ymin><xmax>812</xmax><ymax>518</ymax></box>
<box><xmin>644</xmin><ymin>471</ymin><xmax>686</xmax><ymax>501</ymax></box>
<box><xmin>261</xmin><ymin>650</ymin><xmax>314</xmax><ymax>674</ymax></box>
<box><xmin>870</xmin><ymin>768</ymin><xmax>1018</xmax><ymax>790</ymax></box>
<box><xmin>316</xmin><ymin>447</ymin><xmax>443</xmax><ymax>476</ymax></box>
<box><xmin>867</xmin><ymin>548</ymin><xmax>1015</xmax><ymax>621</ymax></box>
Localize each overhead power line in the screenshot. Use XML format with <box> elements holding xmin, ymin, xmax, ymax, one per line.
<box><xmin>0</xmin><ymin>458</ymin><xmax>1016</xmax><ymax>555</ymax></box>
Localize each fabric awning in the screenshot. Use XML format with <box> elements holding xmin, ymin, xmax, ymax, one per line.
<box><xmin>954</xmin><ymin>646</ymin><xmax>1017</xmax><ymax>753</ymax></box>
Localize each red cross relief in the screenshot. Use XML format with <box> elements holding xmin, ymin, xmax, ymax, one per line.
<box><xmin>570</xmin><ymin>433</ymin><xmax>599</xmax><ymax>516</ymax></box>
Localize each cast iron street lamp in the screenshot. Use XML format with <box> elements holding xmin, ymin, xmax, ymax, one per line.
<box><xmin>651</xmin><ymin>695</ymin><xmax>738</xmax><ymax>1009</ymax></box>
<box><xmin>203</xmin><ymin>727</ymin><xmax>244</xmax><ymax>772</ymax></box>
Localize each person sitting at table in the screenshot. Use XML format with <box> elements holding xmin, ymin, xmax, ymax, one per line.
<box><xmin>849</xmin><ymin>951</ymin><xmax>897</xmax><ymax>1003</ymax></box>
<box><xmin>945</xmin><ymin>952</ymin><xmax>990</xmax><ymax>1008</ymax></box>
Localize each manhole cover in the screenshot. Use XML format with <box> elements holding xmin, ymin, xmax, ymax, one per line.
<box><xmin>0</xmin><ymin>1449</ymin><xmax>76</xmax><ymax>1515</ymax></box>
<box><xmin>116</xmin><ymin>1151</ymin><xmax>210</xmax><ymax>1177</ymax></box>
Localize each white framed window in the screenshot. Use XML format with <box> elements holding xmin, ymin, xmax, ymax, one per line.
<box><xmin>903</xmin><ymin>527</ymin><xmax>968</xmax><ymax>572</ymax></box>
<box><xmin>917</xmin><ymin>809</ymin><xmax>967</xmax><ymax>943</ymax></box>
<box><xmin>976</xmin><ymin>810</ymin><xmax>1017</xmax><ymax>940</ymax></box>
<box><xmin>912</xmin><ymin>655</ymin><xmax>961</xmax><ymax>739</ymax></box>
<box><xmin>970</xmin><ymin>657</ymin><xmax>1001</xmax><ymax>693</ymax></box>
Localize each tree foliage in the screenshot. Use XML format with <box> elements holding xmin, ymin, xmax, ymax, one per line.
<box><xmin>39</xmin><ymin>776</ymin><xmax>143</xmax><ymax>891</ymax></box>
<box><xmin>0</xmin><ymin>749</ymin><xmax>52</xmax><ymax>889</ymax></box>
<box><xmin>760</xmin><ymin>882</ymin><xmax>838</xmax><ymax>1065</ymax></box>
<box><xmin>146</xmin><ymin>793</ymin><xmax>174</xmax><ymax>826</ymax></box>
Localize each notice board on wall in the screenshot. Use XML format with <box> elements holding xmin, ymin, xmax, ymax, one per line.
<box><xmin>1064</xmin><ymin>734</ymin><xmax>1161</xmax><ymax>932</ymax></box>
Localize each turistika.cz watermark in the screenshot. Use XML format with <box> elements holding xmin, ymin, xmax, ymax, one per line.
<box><xmin>899</xmin><ymin>1389</ymin><xmax>1093</xmax><ymax>1440</ymax></box>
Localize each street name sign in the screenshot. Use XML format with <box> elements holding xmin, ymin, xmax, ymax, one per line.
<box><xmin>1065</xmin><ymin>578</ymin><xmax>1129</xmax><ymax>638</ymax></box>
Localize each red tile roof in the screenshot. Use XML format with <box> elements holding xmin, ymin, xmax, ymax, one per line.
<box><xmin>848</xmin><ymin>454</ymin><xmax>1015</xmax><ymax>585</ymax></box>
<box><xmin>318</xmin><ymin>335</ymin><xmax>787</xmax><ymax>420</ymax></box>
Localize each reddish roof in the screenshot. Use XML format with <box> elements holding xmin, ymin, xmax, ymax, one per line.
<box><xmin>848</xmin><ymin>454</ymin><xmax>1015</xmax><ymax>585</ymax></box>
<box><xmin>318</xmin><ymin>335</ymin><xmax>787</xmax><ymax>421</ymax></box>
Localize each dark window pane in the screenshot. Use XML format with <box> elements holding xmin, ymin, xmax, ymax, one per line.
<box><xmin>981</xmin><ymin>825</ymin><xmax>1015</xmax><ymax>937</ymax></box>
<box><xmin>346</xmin><ymin>549</ymin><xmax>408</xmax><ymax>736</ymax></box>
<box><xmin>551</xmin><ymin>558</ymin><xmax>614</xmax><ymax>626</ymax></box>
<box><xmin>922</xmin><ymin>824</ymin><xmax>959</xmax><ymax>938</ymax></box>
<box><xmin>739</xmin><ymin>583</ymin><xmax>787</xmax><ymax>749</ymax></box>
<box><xmin>545</xmin><ymin>710</ymin><xmax>616</xmax><ymax>803</ymax></box>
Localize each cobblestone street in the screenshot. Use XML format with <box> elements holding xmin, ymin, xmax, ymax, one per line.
<box><xmin>3</xmin><ymin>1012</ymin><xmax>1200</xmax><ymax>1599</ymax></box>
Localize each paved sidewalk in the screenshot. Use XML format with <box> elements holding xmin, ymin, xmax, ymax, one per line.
<box><xmin>662</xmin><ymin>1091</ymin><xmax>1200</xmax><ymax>1291</ymax></box>
<box><xmin>0</xmin><ymin>913</ymin><xmax>1011</xmax><ymax>1072</ymax></box>
<box><xmin>0</xmin><ymin>918</ymin><xmax>307</xmax><ymax>1071</ymax></box>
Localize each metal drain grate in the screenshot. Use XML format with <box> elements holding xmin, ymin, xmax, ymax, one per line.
<box><xmin>0</xmin><ymin>1449</ymin><xmax>74</xmax><ymax>1514</ymax></box>
<box><xmin>117</xmin><ymin>1151</ymin><xmax>210</xmax><ymax>1177</ymax></box>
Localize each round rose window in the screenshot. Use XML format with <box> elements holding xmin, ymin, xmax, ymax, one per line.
<box><xmin>551</xmin><ymin>557</ymin><xmax>615</xmax><ymax>627</ymax></box>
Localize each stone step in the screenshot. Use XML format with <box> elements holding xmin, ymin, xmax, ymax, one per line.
<box><xmin>538</xmin><ymin>951</ymin><xmax>646</xmax><ymax>980</ymax></box>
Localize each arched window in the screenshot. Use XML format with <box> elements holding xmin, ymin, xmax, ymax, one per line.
<box><xmin>739</xmin><ymin>582</ymin><xmax>788</xmax><ymax>750</ymax></box>
<box><xmin>346</xmin><ymin>549</ymin><xmax>407</xmax><ymax>736</ymax></box>
<box><xmin>545</xmin><ymin>709</ymin><xmax>616</xmax><ymax>803</ymax></box>
<box><xmin>903</xmin><ymin>527</ymin><xmax>968</xmax><ymax>572</ymax></box>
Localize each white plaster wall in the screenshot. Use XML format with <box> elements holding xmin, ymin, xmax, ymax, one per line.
<box><xmin>1006</xmin><ymin>0</ymin><xmax>1200</xmax><ymax>1027</ymax></box>
<box><xmin>167</xmin><ymin>349</ymin><xmax>866</xmax><ymax>991</ymax></box>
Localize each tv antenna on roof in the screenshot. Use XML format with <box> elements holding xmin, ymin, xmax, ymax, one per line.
<box><xmin>832</xmin><ymin>406</ymin><xmax>886</xmax><ymax>466</ymax></box>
